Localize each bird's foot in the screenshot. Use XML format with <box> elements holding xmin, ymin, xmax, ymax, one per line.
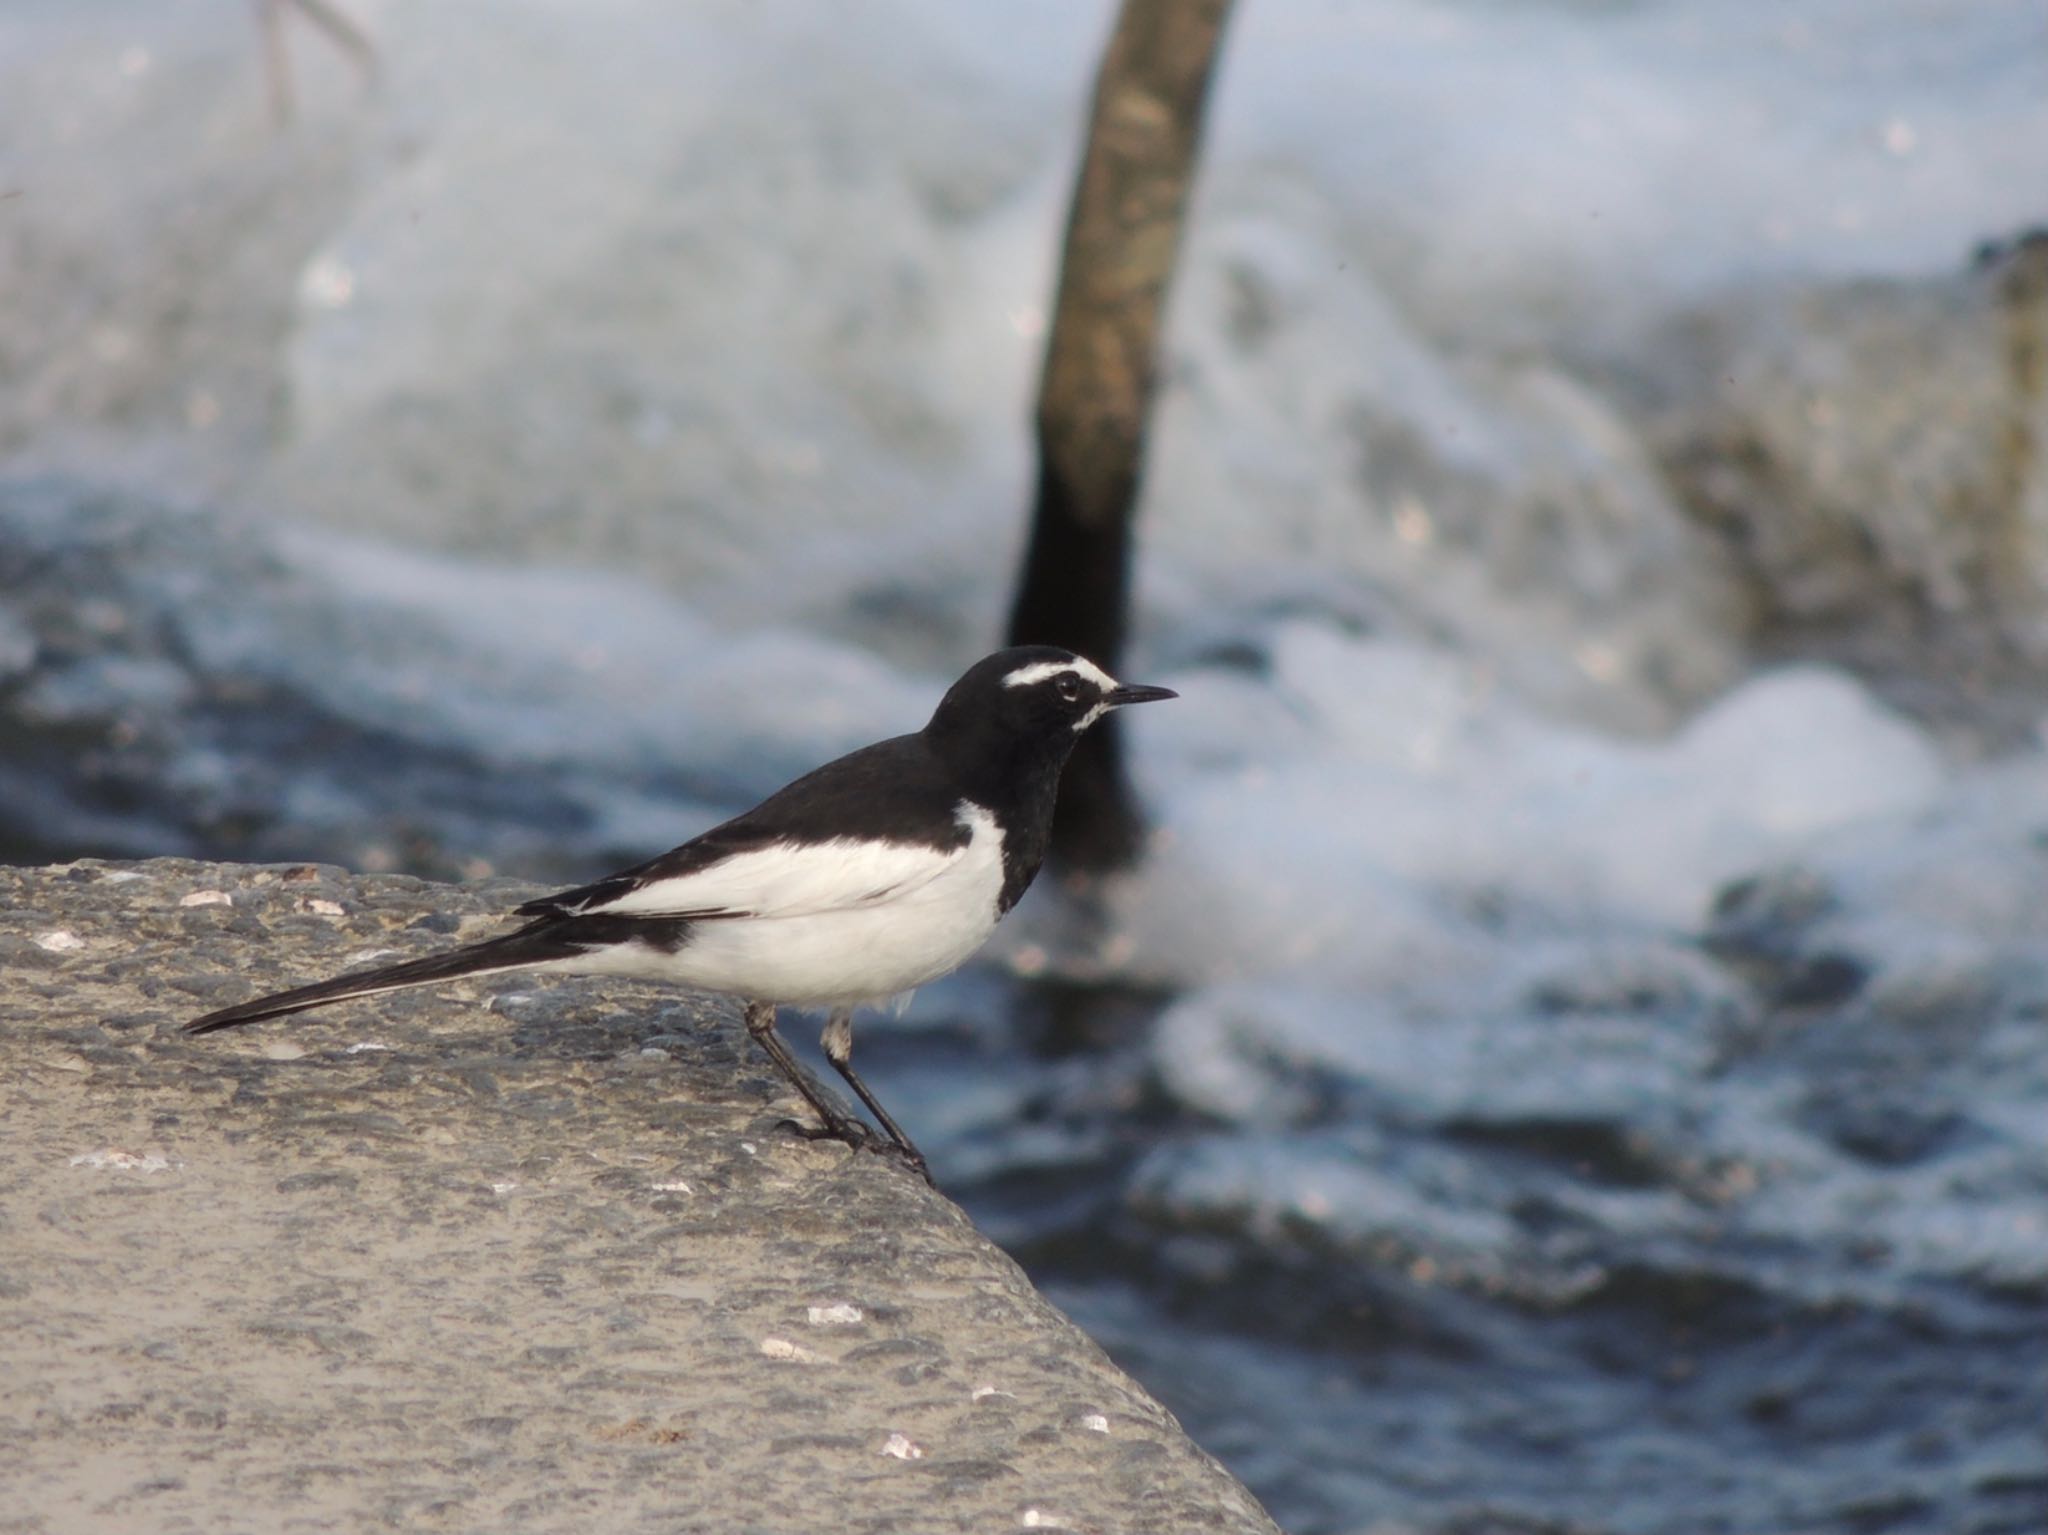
<box><xmin>876</xmin><ymin>1140</ymin><xmax>934</xmax><ymax>1188</ymax></box>
<box><xmin>778</xmin><ymin>1116</ymin><xmax>934</xmax><ymax>1186</ymax></box>
<box><xmin>778</xmin><ymin>1114</ymin><xmax>880</xmax><ymax>1150</ymax></box>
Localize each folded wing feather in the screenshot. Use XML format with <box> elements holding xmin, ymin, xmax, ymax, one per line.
<box><xmin>530</xmin><ymin>836</ymin><xmax>962</xmax><ymax>923</ymax></box>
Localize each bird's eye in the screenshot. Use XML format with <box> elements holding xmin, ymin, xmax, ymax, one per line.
<box><xmin>1055</xmin><ymin>674</ymin><xmax>1082</xmax><ymax>701</ymax></box>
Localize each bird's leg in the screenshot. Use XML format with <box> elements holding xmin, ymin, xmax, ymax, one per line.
<box><xmin>256</xmin><ymin>0</ymin><xmax>380</xmax><ymax>127</ymax></box>
<box><xmin>287</xmin><ymin>0</ymin><xmax>380</xmax><ymax>79</ymax></box>
<box><xmin>741</xmin><ymin>1000</ymin><xmax>874</xmax><ymax>1151</ymax></box>
<box><xmin>257</xmin><ymin>0</ymin><xmax>292</xmax><ymax>124</ymax></box>
<box><xmin>821</xmin><ymin>1010</ymin><xmax>932</xmax><ymax>1185</ymax></box>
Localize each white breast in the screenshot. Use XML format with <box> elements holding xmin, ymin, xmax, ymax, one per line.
<box><xmin>560</xmin><ymin>803</ymin><xmax>1009</xmax><ymax>1008</ymax></box>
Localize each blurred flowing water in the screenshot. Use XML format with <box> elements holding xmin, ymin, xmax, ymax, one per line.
<box><xmin>4</xmin><ymin>2</ymin><xmax>2046</xmax><ymax>1531</ymax></box>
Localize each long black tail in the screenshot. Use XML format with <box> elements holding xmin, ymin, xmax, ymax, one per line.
<box><xmin>184</xmin><ymin>925</ymin><xmax>573</xmax><ymax>1034</ymax></box>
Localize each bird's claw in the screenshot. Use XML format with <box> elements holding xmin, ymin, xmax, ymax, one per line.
<box><xmin>881</xmin><ymin>1141</ymin><xmax>935</xmax><ymax>1187</ymax></box>
<box><xmin>777</xmin><ymin>1116</ymin><xmax>934</xmax><ymax>1185</ymax></box>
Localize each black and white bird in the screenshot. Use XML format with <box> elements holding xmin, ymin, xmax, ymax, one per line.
<box><xmin>185</xmin><ymin>646</ymin><xmax>1176</xmax><ymax>1183</ymax></box>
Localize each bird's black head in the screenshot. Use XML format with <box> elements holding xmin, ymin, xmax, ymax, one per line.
<box><xmin>924</xmin><ymin>646</ymin><xmax>1177</xmax><ymax>770</ymax></box>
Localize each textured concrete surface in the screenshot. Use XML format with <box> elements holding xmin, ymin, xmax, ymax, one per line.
<box><xmin>0</xmin><ymin>859</ymin><xmax>1279</xmax><ymax>1535</ymax></box>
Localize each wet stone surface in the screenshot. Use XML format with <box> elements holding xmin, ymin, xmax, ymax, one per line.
<box><xmin>0</xmin><ymin>858</ymin><xmax>1277</xmax><ymax>1535</ymax></box>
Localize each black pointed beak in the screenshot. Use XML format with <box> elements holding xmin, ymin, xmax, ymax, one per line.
<box><xmin>1106</xmin><ymin>682</ymin><xmax>1178</xmax><ymax>707</ymax></box>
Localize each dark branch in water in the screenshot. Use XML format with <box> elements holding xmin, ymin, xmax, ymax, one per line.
<box><xmin>1008</xmin><ymin>0</ymin><xmax>1236</xmax><ymax>871</ymax></box>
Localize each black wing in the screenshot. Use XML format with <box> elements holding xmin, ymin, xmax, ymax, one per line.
<box><xmin>515</xmin><ymin>733</ymin><xmax>967</xmax><ymax>921</ymax></box>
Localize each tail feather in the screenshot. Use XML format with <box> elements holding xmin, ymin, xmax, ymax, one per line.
<box><xmin>184</xmin><ymin>927</ymin><xmax>565</xmax><ymax>1035</ymax></box>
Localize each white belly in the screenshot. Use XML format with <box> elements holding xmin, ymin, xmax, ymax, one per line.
<box><xmin>555</xmin><ymin>807</ymin><xmax>1008</xmax><ymax>1008</ymax></box>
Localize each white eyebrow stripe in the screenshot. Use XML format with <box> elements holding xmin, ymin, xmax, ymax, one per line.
<box><xmin>1001</xmin><ymin>656</ymin><xmax>1118</xmax><ymax>692</ymax></box>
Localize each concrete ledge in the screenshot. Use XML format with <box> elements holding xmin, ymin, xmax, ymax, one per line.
<box><xmin>0</xmin><ymin>859</ymin><xmax>1279</xmax><ymax>1535</ymax></box>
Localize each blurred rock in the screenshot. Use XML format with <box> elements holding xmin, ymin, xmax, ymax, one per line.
<box><xmin>0</xmin><ymin>856</ymin><xmax>1279</xmax><ymax>1535</ymax></box>
<box><xmin>1639</xmin><ymin>234</ymin><xmax>2048</xmax><ymax>744</ymax></box>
